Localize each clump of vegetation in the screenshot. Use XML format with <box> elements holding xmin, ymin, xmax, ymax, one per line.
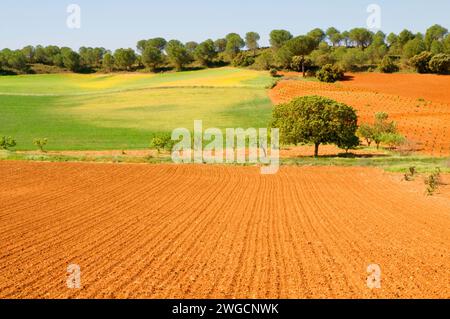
<box><xmin>290</xmin><ymin>56</ymin><xmax>313</xmax><ymax>73</ymax></box>
<box><xmin>1</xmin><ymin>24</ymin><xmax>448</xmax><ymax>75</ymax></box>
<box><xmin>424</xmin><ymin>168</ymin><xmax>442</xmax><ymax>196</ymax></box>
<box><xmin>428</xmin><ymin>53</ymin><xmax>450</xmax><ymax>74</ymax></box>
<box><xmin>409</xmin><ymin>51</ymin><xmax>434</xmax><ymax>73</ymax></box>
<box><xmin>271</xmin><ymin>95</ymin><xmax>358</xmax><ymax>157</ymax></box>
<box><xmin>33</xmin><ymin>138</ymin><xmax>48</xmax><ymax>152</ymax></box>
<box><xmin>404</xmin><ymin>166</ymin><xmax>416</xmax><ymax>181</ymax></box>
<box><xmin>269</xmin><ymin>68</ymin><xmax>278</xmax><ymax>77</ymax></box>
<box><xmin>357</xmin><ymin>123</ymin><xmax>375</xmax><ymax>147</ymax></box>
<box><xmin>379</xmin><ymin>56</ymin><xmax>400</xmax><ymax>73</ymax></box>
<box><xmin>380</xmin><ymin>132</ymin><xmax>406</xmax><ymax>150</ymax></box>
<box><xmin>232</xmin><ymin>52</ymin><xmax>255</xmax><ymax>67</ymax></box>
<box><xmin>266</xmin><ymin>78</ymin><xmax>281</xmax><ymax>89</ymax></box>
<box><xmin>0</xmin><ymin>136</ymin><xmax>17</xmax><ymax>150</ymax></box>
<box><xmin>316</xmin><ymin>64</ymin><xmax>344</xmax><ymax>83</ymax></box>
<box><xmin>357</xmin><ymin>113</ymin><xmax>402</xmax><ymax>150</ymax></box>
<box><xmin>150</xmin><ymin>133</ymin><xmax>174</xmax><ymax>153</ymax></box>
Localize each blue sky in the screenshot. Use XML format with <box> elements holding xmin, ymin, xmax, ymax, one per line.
<box><xmin>1</xmin><ymin>0</ymin><xmax>449</xmax><ymax>50</ymax></box>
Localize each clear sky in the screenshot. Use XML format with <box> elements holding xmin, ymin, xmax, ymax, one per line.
<box><xmin>1</xmin><ymin>0</ymin><xmax>449</xmax><ymax>50</ymax></box>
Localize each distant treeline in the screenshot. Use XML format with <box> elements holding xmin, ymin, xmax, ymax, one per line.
<box><xmin>1</xmin><ymin>25</ymin><xmax>449</xmax><ymax>75</ymax></box>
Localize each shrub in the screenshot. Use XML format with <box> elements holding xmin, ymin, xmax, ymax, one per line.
<box><xmin>0</xmin><ymin>136</ymin><xmax>16</xmax><ymax>150</ymax></box>
<box><xmin>232</xmin><ymin>52</ymin><xmax>255</xmax><ymax>67</ymax></box>
<box><xmin>373</xmin><ymin>112</ymin><xmax>397</xmax><ymax>149</ymax></box>
<box><xmin>428</xmin><ymin>53</ymin><xmax>450</xmax><ymax>74</ymax></box>
<box><xmin>290</xmin><ymin>56</ymin><xmax>313</xmax><ymax>72</ymax></box>
<box><xmin>404</xmin><ymin>167</ymin><xmax>416</xmax><ymax>182</ymax></box>
<box><xmin>424</xmin><ymin>168</ymin><xmax>442</xmax><ymax>196</ymax></box>
<box><xmin>409</xmin><ymin>51</ymin><xmax>433</xmax><ymax>73</ymax></box>
<box><xmin>253</xmin><ymin>50</ymin><xmax>274</xmax><ymax>70</ymax></box>
<box><xmin>266</xmin><ymin>78</ymin><xmax>281</xmax><ymax>89</ymax></box>
<box><xmin>379</xmin><ymin>56</ymin><xmax>399</xmax><ymax>73</ymax></box>
<box><xmin>33</xmin><ymin>138</ymin><xmax>48</xmax><ymax>152</ymax></box>
<box><xmin>316</xmin><ymin>64</ymin><xmax>344</xmax><ymax>83</ymax></box>
<box><xmin>150</xmin><ymin>133</ymin><xmax>174</xmax><ymax>153</ymax></box>
<box><xmin>380</xmin><ymin>133</ymin><xmax>406</xmax><ymax>149</ymax></box>
<box><xmin>269</xmin><ymin>68</ymin><xmax>278</xmax><ymax>77</ymax></box>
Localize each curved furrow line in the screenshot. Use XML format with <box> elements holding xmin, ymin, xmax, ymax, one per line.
<box><xmin>278</xmin><ymin>169</ymin><xmax>316</xmax><ymax>298</ymax></box>
<box><xmin>0</xmin><ymin>165</ymin><xmax>189</xmax><ymax>286</ymax></box>
<box><xmin>0</xmin><ymin>166</ymin><xmax>181</xmax><ymax>295</ymax></box>
<box><xmin>297</xmin><ymin>171</ymin><xmax>362</xmax><ymax>297</ymax></box>
<box><xmin>163</xmin><ymin>169</ymin><xmax>250</xmax><ymax>298</ymax></box>
<box><xmin>227</xmin><ymin>175</ymin><xmax>268</xmax><ymax>298</ymax></box>
<box><xmin>288</xmin><ymin>173</ymin><xmax>341</xmax><ymax>297</ymax></box>
<box><xmin>72</xmin><ymin>166</ymin><xmax>238</xmax><ymax>298</ymax></box>
<box><xmin>23</xmin><ymin>165</ymin><xmax>223</xmax><ymax>297</ymax></box>
<box><xmin>275</xmin><ymin>171</ymin><xmax>312</xmax><ymax>297</ymax></box>
<box><xmin>303</xmin><ymin>170</ymin><xmax>384</xmax><ymax>297</ymax></box>
<box><xmin>199</xmin><ymin>172</ymin><xmax>260</xmax><ymax>298</ymax></box>
<box><xmin>154</xmin><ymin>170</ymin><xmax>256</xmax><ymax>298</ymax></box>
<box><xmin>0</xmin><ymin>164</ymin><xmax>175</xmax><ymax>261</ymax></box>
<box><xmin>311</xmin><ymin>168</ymin><xmax>450</xmax><ymax>296</ymax></box>
<box><xmin>110</xmin><ymin>166</ymin><xmax>243</xmax><ymax>293</ymax></box>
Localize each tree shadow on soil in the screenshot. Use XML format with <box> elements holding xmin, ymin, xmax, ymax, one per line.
<box><xmin>340</xmin><ymin>75</ymin><xmax>355</xmax><ymax>82</ymax></box>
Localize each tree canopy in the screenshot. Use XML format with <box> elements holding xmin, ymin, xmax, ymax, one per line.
<box><xmin>166</xmin><ymin>40</ymin><xmax>192</xmax><ymax>71</ymax></box>
<box><xmin>271</xmin><ymin>96</ymin><xmax>358</xmax><ymax>157</ymax></box>
<box><xmin>270</xmin><ymin>30</ymin><xmax>293</xmax><ymax>49</ymax></box>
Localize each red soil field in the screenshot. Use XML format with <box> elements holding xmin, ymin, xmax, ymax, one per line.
<box><xmin>270</xmin><ymin>73</ymin><xmax>450</xmax><ymax>156</ymax></box>
<box><xmin>0</xmin><ymin>161</ymin><xmax>449</xmax><ymax>299</ymax></box>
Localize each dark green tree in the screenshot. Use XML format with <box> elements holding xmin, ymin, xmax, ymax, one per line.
<box><xmin>142</xmin><ymin>45</ymin><xmax>163</xmax><ymax>71</ymax></box>
<box><xmin>348</xmin><ymin>28</ymin><xmax>373</xmax><ymax>49</ymax></box>
<box><xmin>225</xmin><ymin>33</ymin><xmax>245</xmax><ymax>58</ymax></box>
<box><xmin>194</xmin><ymin>39</ymin><xmax>217</xmax><ymax>66</ymax></box>
<box><xmin>271</xmin><ymin>96</ymin><xmax>358</xmax><ymax>157</ymax></box>
<box><xmin>284</xmin><ymin>36</ymin><xmax>316</xmax><ymax>76</ymax></box>
<box><xmin>166</xmin><ymin>40</ymin><xmax>192</xmax><ymax>71</ymax></box>
<box><xmin>425</xmin><ymin>24</ymin><xmax>448</xmax><ymax>50</ymax></box>
<box><xmin>185</xmin><ymin>41</ymin><xmax>199</xmax><ymax>54</ymax></box>
<box><xmin>113</xmin><ymin>48</ymin><xmax>137</xmax><ymax>70</ymax></box>
<box><xmin>245</xmin><ymin>32</ymin><xmax>260</xmax><ymax>54</ymax></box>
<box><xmin>61</xmin><ymin>48</ymin><xmax>80</xmax><ymax>72</ymax></box>
<box><xmin>398</xmin><ymin>29</ymin><xmax>415</xmax><ymax>47</ymax></box>
<box><xmin>307</xmin><ymin>28</ymin><xmax>326</xmax><ymax>48</ymax></box>
<box><xmin>102</xmin><ymin>53</ymin><xmax>114</xmax><ymax>72</ymax></box>
<box><xmin>326</xmin><ymin>27</ymin><xmax>343</xmax><ymax>47</ymax></box>
<box><xmin>214</xmin><ymin>38</ymin><xmax>227</xmax><ymax>53</ymax></box>
<box><xmin>269</xmin><ymin>30</ymin><xmax>293</xmax><ymax>49</ymax></box>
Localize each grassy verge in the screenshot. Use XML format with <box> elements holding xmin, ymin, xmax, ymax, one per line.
<box><xmin>0</xmin><ymin>150</ymin><xmax>172</xmax><ymax>164</ymax></box>
<box><xmin>282</xmin><ymin>155</ymin><xmax>450</xmax><ymax>173</ymax></box>
<box><xmin>2</xmin><ymin>149</ymin><xmax>449</xmax><ymax>173</ymax></box>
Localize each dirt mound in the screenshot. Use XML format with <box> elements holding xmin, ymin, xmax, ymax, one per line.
<box><xmin>0</xmin><ymin>161</ymin><xmax>449</xmax><ymax>299</ymax></box>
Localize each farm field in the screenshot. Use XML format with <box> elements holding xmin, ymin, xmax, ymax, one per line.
<box><xmin>270</xmin><ymin>73</ymin><xmax>450</xmax><ymax>157</ymax></box>
<box><xmin>0</xmin><ymin>161</ymin><xmax>449</xmax><ymax>299</ymax></box>
<box><xmin>0</xmin><ymin>68</ymin><xmax>273</xmax><ymax>150</ymax></box>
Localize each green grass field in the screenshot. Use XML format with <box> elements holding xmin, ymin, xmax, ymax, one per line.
<box><xmin>0</xmin><ymin>67</ymin><xmax>273</xmax><ymax>150</ymax></box>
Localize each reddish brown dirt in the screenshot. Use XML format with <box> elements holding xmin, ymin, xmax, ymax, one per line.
<box><xmin>269</xmin><ymin>73</ymin><xmax>450</xmax><ymax>156</ymax></box>
<box><xmin>0</xmin><ymin>161</ymin><xmax>449</xmax><ymax>299</ymax></box>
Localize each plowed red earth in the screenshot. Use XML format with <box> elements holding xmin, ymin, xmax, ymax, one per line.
<box><xmin>1</xmin><ymin>161</ymin><xmax>449</xmax><ymax>299</ymax></box>
<box><xmin>270</xmin><ymin>73</ymin><xmax>450</xmax><ymax>156</ymax></box>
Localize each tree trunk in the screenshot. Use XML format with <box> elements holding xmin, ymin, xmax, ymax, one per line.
<box><xmin>302</xmin><ymin>57</ymin><xmax>306</xmax><ymax>77</ymax></box>
<box><xmin>314</xmin><ymin>143</ymin><xmax>320</xmax><ymax>157</ymax></box>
